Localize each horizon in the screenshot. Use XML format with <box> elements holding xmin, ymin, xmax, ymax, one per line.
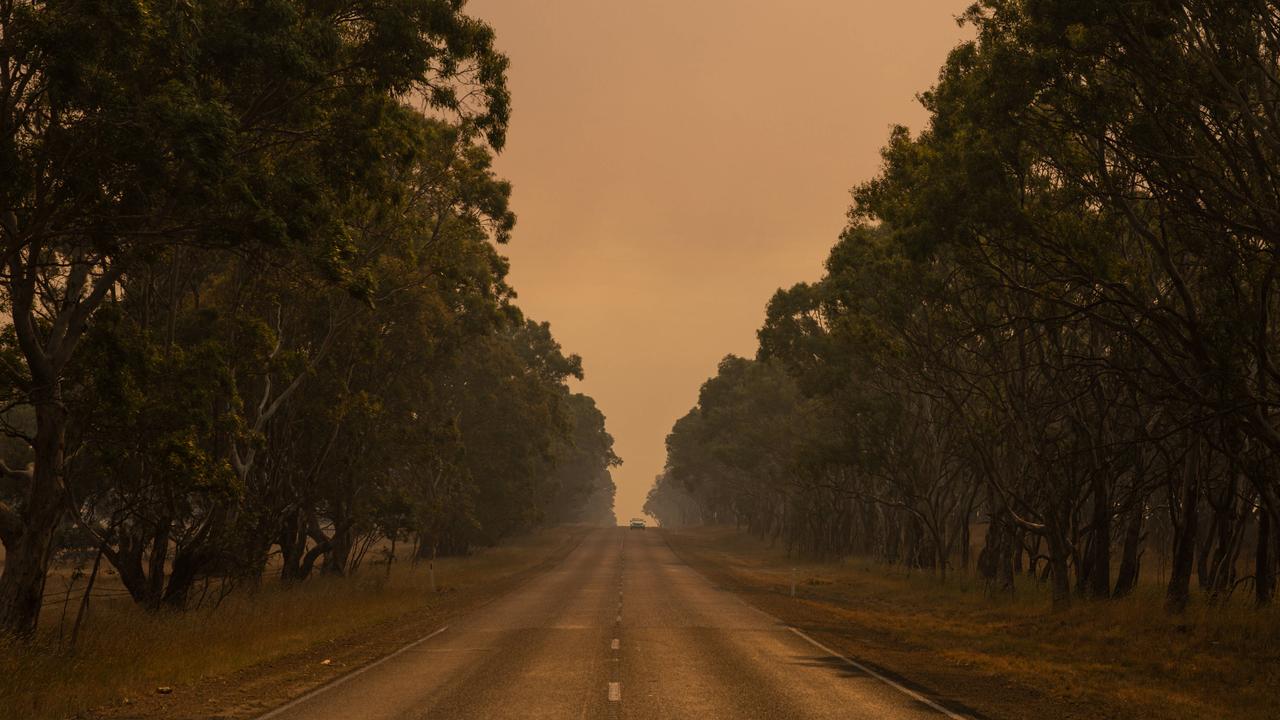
<box><xmin>467</xmin><ymin>0</ymin><xmax>972</xmax><ymax>521</ymax></box>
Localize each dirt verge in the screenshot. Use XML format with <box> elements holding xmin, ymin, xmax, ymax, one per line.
<box><xmin>664</xmin><ymin>528</ymin><xmax>1204</xmax><ymax>720</ymax></box>
<box><xmin>84</xmin><ymin>529</ymin><xmax>587</xmax><ymax>720</ymax></box>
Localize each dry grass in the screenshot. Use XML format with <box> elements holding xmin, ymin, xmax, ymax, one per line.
<box><xmin>668</xmin><ymin>527</ymin><xmax>1280</xmax><ymax>720</ymax></box>
<box><xmin>0</xmin><ymin>527</ymin><xmax>584</xmax><ymax>720</ymax></box>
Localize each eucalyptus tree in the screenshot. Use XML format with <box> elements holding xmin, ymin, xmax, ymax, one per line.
<box><xmin>542</xmin><ymin>393</ymin><xmax>621</xmax><ymax>527</ymax></box>
<box><xmin>660</xmin><ymin>1</ymin><xmax>1280</xmax><ymax>612</ymax></box>
<box><xmin>644</xmin><ymin>472</ymin><xmax>703</xmax><ymax>528</ymax></box>
<box><xmin>0</xmin><ymin>0</ymin><xmax>510</xmax><ymax>634</ymax></box>
<box><xmin>63</xmin><ymin>105</ymin><xmax>523</xmax><ymax>600</ymax></box>
<box><xmin>944</xmin><ymin>0</ymin><xmax>1280</xmax><ymax>607</ymax></box>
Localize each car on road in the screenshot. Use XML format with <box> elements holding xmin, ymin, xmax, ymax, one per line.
<box><xmin>628</xmin><ymin>518</ymin><xmax>646</xmax><ymax>529</ymax></box>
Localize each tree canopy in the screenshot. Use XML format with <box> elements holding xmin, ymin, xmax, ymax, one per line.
<box><xmin>649</xmin><ymin>0</ymin><xmax>1280</xmax><ymax>612</ymax></box>
<box><xmin>0</xmin><ymin>0</ymin><xmax>616</xmax><ymax>637</ymax></box>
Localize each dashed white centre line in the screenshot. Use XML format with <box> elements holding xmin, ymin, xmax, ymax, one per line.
<box><xmin>608</xmin><ymin>682</ymin><xmax>622</xmax><ymax>702</ymax></box>
<box><xmin>611</xmin><ymin>638</ymin><xmax>620</xmax><ymax>651</ymax></box>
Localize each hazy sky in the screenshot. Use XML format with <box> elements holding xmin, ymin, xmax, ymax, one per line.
<box><xmin>466</xmin><ymin>1</ymin><xmax>972</xmax><ymax>522</ymax></box>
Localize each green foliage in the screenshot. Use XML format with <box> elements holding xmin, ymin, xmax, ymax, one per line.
<box><xmin>655</xmin><ymin>1</ymin><xmax>1280</xmax><ymax>610</ymax></box>
<box><xmin>0</xmin><ymin>0</ymin><xmax>614</xmax><ymax>633</ymax></box>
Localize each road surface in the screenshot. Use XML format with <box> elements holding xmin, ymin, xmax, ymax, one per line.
<box><xmin>260</xmin><ymin>528</ymin><xmax>962</xmax><ymax>720</ymax></box>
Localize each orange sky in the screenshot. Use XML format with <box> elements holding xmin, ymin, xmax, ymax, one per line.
<box><xmin>466</xmin><ymin>1</ymin><xmax>973</xmax><ymax>522</ymax></box>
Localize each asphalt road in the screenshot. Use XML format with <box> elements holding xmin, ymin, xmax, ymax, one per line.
<box><xmin>259</xmin><ymin>528</ymin><xmax>962</xmax><ymax>720</ymax></box>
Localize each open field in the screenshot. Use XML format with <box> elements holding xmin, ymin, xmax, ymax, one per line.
<box><xmin>665</xmin><ymin>526</ymin><xmax>1280</xmax><ymax>720</ymax></box>
<box><xmin>0</xmin><ymin>526</ymin><xmax>587</xmax><ymax>720</ymax></box>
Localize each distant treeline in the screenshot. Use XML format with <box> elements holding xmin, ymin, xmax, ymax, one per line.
<box><xmin>0</xmin><ymin>1</ymin><xmax>618</xmax><ymax>638</ymax></box>
<box><xmin>647</xmin><ymin>1</ymin><xmax>1280</xmax><ymax>612</ymax></box>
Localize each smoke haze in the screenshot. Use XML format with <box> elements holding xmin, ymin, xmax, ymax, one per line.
<box><xmin>467</xmin><ymin>0</ymin><xmax>972</xmax><ymax>521</ymax></box>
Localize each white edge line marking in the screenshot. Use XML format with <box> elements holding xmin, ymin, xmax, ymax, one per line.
<box><xmin>256</xmin><ymin>625</ymin><xmax>449</xmax><ymax>719</ymax></box>
<box><xmin>786</xmin><ymin>627</ymin><xmax>966</xmax><ymax>719</ymax></box>
<box><xmin>659</xmin><ymin>531</ymin><xmax>966</xmax><ymax>720</ymax></box>
<box><xmin>608</xmin><ymin>681</ymin><xmax>622</xmax><ymax>702</ymax></box>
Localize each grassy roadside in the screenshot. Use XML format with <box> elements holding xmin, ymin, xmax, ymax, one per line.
<box><xmin>0</xmin><ymin>526</ymin><xmax>589</xmax><ymax>720</ymax></box>
<box><xmin>665</xmin><ymin>526</ymin><xmax>1280</xmax><ymax>720</ymax></box>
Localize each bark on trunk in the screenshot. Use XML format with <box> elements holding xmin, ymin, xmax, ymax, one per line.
<box><xmin>1166</xmin><ymin>473</ymin><xmax>1199</xmax><ymax>613</ymax></box>
<box><xmin>1048</xmin><ymin>532</ymin><xmax>1072</xmax><ymax>611</ymax></box>
<box><xmin>1257</xmin><ymin>508</ymin><xmax>1275</xmax><ymax>607</ymax></box>
<box><xmin>996</xmin><ymin>524</ymin><xmax>1016</xmax><ymax>593</ymax></box>
<box><xmin>1088</xmin><ymin>477</ymin><xmax>1112</xmax><ymax>598</ymax></box>
<box><xmin>0</xmin><ymin>400</ymin><xmax>69</xmax><ymax>637</ymax></box>
<box><xmin>323</xmin><ymin>522</ymin><xmax>353</xmax><ymax>577</ymax></box>
<box><xmin>278</xmin><ymin>510</ymin><xmax>308</xmax><ymax>583</ymax></box>
<box><xmin>105</xmin><ymin>534</ymin><xmax>162</xmax><ymax>610</ymax></box>
<box><xmin>162</xmin><ymin>544</ymin><xmax>207</xmax><ymax>609</ymax></box>
<box><xmin>1113</xmin><ymin>503</ymin><xmax>1144</xmax><ymax>598</ymax></box>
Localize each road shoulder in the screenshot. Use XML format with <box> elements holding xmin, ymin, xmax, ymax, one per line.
<box><xmin>87</xmin><ymin>528</ymin><xmax>589</xmax><ymax>720</ymax></box>
<box><xmin>663</xmin><ymin>528</ymin><xmax>1135</xmax><ymax>720</ymax></box>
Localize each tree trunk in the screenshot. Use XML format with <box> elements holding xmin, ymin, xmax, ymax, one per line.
<box><xmin>429</xmin><ymin>543</ymin><xmax>437</xmax><ymax>593</ymax></box>
<box><xmin>146</xmin><ymin>524</ymin><xmax>170</xmax><ymax>608</ymax></box>
<box><xmin>1088</xmin><ymin>477</ymin><xmax>1112</xmax><ymax>598</ymax></box>
<box><xmin>278</xmin><ymin>510</ymin><xmax>309</xmax><ymax>583</ymax></box>
<box><xmin>1204</xmin><ymin>478</ymin><xmax>1239</xmax><ymax>599</ymax></box>
<box><xmin>323</xmin><ymin>522</ymin><xmax>353</xmax><ymax>576</ymax></box>
<box><xmin>1048</xmin><ymin>532</ymin><xmax>1072</xmax><ymax>611</ymax></box>
<box><xmin>978</xmin><ymin>507</ymin><xmax>1016</xmax><ymax>594</ymax></box>
<box><xmin>69</xmin><ymin>547</ymin><xmax>103</xmax><ymax>647</ymax></box>
<box><xmin>162</xmin><ymin>544</ymin><xmax>208</xmax><ymax>609</ymax></box>
<box><xmin>1113</xmin><ymin>502</ymin><xmax>1144</xmax><ymax>598</ymax></box>
<box><xmin>1257</xmin><ymin>508</ymin><xmax>1275</xmax><ymax>606</ymax></box>
<box><xmin>106</xmin><ymin>534</ymin><xmax>159</xmax><ymax>609</ymax></box>
<box><xmin>996</xmin><ymin>523</ymin><xmax>1016</xmax><ymax>593</ymax></box>
<box><xmin>1076</xmin><ymin>532</ymin><xmax>1094</xmax><ymax>597</ymax></box>
<box><xmin>1195</xmin><ymin>508</ymin><xmax>1215</xmax><ymax>592</ymax></box>
<box><xmin>0</xmin><ymin>399</ymin><xmax>69</xmax><ymax>637</ymax></box>
<box><xmin>1166</xmin><ymin>473</ymin><xmax>1199</xmax><ymax>613</ymax></box>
